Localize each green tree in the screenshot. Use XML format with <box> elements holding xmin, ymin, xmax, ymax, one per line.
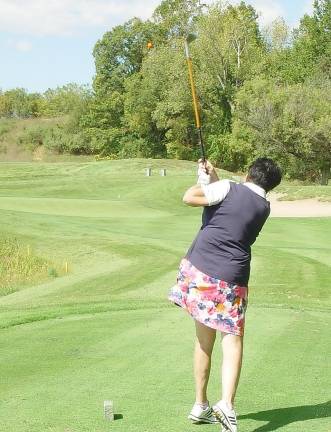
<box><xmin>41</xmin><ymin>83</ymin><xmax>91</xmax><ymax>117</ymax></box>
<box><xmin>153</xmin><ymin>0</ymin><xmax>204</xmax><ymax>38</ymax></box>
<box><xmin>93</xmin><ymin>18</ymin><xmax>157</xmax><ymax>92</ymax></box>
<box><xmin>233</xmin><ymin>77</ymin><xmax>331</xmax><ymax>184</ymax></box>
<box><xmin>0</xmin><ymin>88</ymin><xmax>43</xmax><ymax>118</ymax></box>
<box><xmin>87</xmin><ymin>1</ymin><xmax>204</xmax><ymax>158</ymax></box>
<box><xmin>264</xmin><ymin>17</ymin><xmax>291</xmax><ymax>52</ymax></box>
<box><xmin>277</xmin><ymin>0</ymin><xmax>331</xmax><ymax>83</ymax></box>
<box><xmin>124</xmin><ymin>42</ymin><xmax>195</xmax><ymax>159</ymax></box>
<box><xmin>194</xmin><ymin>1</ymin><xmax>265</xmax><ymax>134</ymax></box>
<box><xmin>295</xmin><ymin>0</ymin><xmax>330</xmax><ymax>77</ymax></box>
<box><xmin>85</xmin><ymin>18</ymin><xmax>160</xmax><ymax>155</ymax></box>
<box><xmin>262</xmin><ymin>18</ymin><xmax>294</xmax><ymax>83</ymax></box>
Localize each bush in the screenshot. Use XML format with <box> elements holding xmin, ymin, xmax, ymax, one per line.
<box><xmin>17</xmin><ymin>125</ymin><xmax>47</xmax><ymax>151</ymax></box>
<box><xmin>16</xmin><ymin>119</ymin><xmax>92</xmax><ymax>155</ymax></box>
<box><xmin>207</xmin><ymin>132</ymin><xmax>252</xmax><ymax>172</ymax></box>
<box><xmin>165</xmin><ymin>140</ymin><xmax>198</xmax><ymax>160</ymax></box>
<box><xmin>0</xmin><ymin>119</ymin><xmax>14</xmax><ymax>139</ymax></box>
<box><xmin>83</xmin><ymin>127</ymin><xmax>123</xmax><ymax>156</ymax></box>
<box><xmin>119</xmin><ymin>135</ymin><xmax>155</xmax><ymax>158</ymax></box>
<box><xmin>43</xmin><ymin>126</ymin><xmax>91</xmax><ymax>154</ymax></box>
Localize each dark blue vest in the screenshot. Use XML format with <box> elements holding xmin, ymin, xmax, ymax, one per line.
<box><xmin>186</xmin><ymin>182</ymin><xmax>270</xmax><ymax>286</ymax></box>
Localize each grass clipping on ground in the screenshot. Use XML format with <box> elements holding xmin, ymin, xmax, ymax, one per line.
<box><xmin>0</xmin><ymin>236</ymin><xmax>61</xmax><ymax>296</ymax></box>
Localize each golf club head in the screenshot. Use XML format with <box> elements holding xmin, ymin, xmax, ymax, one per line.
<box><xmin>185</xmin><ymin>33</ymin><xmax>198</xmax><ymax>58</ymax></box>
<box><xmin>186</xmin><ymin>32</ymin><xmax>198</xmax><ymax>45</ymax></box>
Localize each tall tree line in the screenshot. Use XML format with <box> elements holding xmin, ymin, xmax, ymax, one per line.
<box><xmin>1</xmin><ymin>0</ymin><xmax>330</xmax><ymax>183</ymax></box>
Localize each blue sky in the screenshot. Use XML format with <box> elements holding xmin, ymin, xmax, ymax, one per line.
<box><xmin>0</xmin><ymin>0</ymin><xmax>314</xmax><ymax>93</ymax></box>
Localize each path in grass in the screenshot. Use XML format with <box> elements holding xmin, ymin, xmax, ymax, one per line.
<box><xmin>0</xmin><ymin>160</ymin><xmax>330</xmax><ymax>432</ymax></box>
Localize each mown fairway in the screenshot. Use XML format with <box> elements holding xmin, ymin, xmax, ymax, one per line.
<box><xmin>0</xmin><ymin>159</ymin><xmax>330</xmax><ymax>432</ymax></box>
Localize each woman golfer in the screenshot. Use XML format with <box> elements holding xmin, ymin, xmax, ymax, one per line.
<box><xmin>168</xmin><ymin>158</ymin><xmax>282</xmax><ymax>432</ymax></box>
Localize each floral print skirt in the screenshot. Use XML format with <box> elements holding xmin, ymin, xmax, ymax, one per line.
<box><xmin>168</xmin><ymin>258</ymin><xmax>248</xmax><ymax>336</ymax></box>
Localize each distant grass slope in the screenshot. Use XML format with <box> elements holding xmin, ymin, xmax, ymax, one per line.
<box><xmin>0</xmin><ymin>159</ymin><xmax>330</xmax><ymax>432</ymax></box>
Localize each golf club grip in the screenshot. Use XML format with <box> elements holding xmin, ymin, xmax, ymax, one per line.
<box><xmin>198</xmin><ymin>127</ymin><xmax>206</xmax><ymax>162</ymax></box>
<box><xmin>186</xmin><ymin>58</ymin><xmax>201</xmax><ymax>129</ymax></box>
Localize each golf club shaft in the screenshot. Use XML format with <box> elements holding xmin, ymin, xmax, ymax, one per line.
<box><xmin>197</xmin><ymin>127</ymin><xmax>206</xmax><ymax>161</ymax></box>
<box><xmin>185</xmin><ymin>42</ymin><xmax>206</xmax><ymax>162</ymax></box>
<box><xmin>186</xmin><ymin>57</ymin><xmax>201</xmax><ymax>129</ymax></box>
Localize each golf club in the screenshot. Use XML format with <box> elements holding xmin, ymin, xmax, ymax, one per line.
<box><xmin>184</xmin><ymin>33</ymin><xmax>206</xmax><ymax>162</ymax></box>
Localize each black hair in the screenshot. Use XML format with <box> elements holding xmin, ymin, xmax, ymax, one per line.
<box><xmin>248</xmin><ymin>158</ymin><xmax>282</xmax><ymax>192</ymax></box>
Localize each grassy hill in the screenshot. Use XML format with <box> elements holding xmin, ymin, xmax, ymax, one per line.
<box><xmin>0</xmin><ymin>159</ymin><xmax>330</xmax><ymax>432</ymax></box>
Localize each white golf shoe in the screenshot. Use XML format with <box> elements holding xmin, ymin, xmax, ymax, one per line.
<box><xmin>212</xmin><ymin>400</ymin><xmax>238</xmax><ymax>432</ymax></box>
<box><xmin>188</xmin><ymin>402</ymin><xmax>219</xmax><ymax>424</ymax></box>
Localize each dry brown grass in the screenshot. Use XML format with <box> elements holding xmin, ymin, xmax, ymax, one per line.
<box><xmin>0</xmin><ymin>236</ymin><xmax>62</xmax><ymax>296</ymax></box>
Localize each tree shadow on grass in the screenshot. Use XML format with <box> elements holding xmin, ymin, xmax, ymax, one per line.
<box><xmin>238</xmin><ymin>400</ymin><xmax>330</xmax><ymax>432</ymax></box>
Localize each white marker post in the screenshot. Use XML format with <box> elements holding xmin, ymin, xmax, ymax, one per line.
<box><xmin>104</xmin><ymin>400</ymin><xmax>114</xmax><ymax>421</ymax></box>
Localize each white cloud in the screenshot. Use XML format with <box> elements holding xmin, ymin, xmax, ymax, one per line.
<box><xmin>303</xmin><ymin>0</ymin><xmax>314</xmax><ymax>15</ymax></box>
<box><xmin>300</xmin><ymin>0</ymin><xmax>314</xmax><ymax>22</ymax></box>
<box><xmin>0</xmin><ymin>0</ymin><xmax>160</xmax><ymax>36</ymax></box>
<box><xmin>0</xmin><ymin>0</ymin><xmax>312</xmax><ymax>37</ymax></box>
<box><xmin>14</xmin><ymin>39</ymin><xmax>33</xmax><ymax>51</ymax></box>
<box><xmin>249</xmin><ymin>0</ymin><xmax>286</xmax><ymax>25</ymax></box>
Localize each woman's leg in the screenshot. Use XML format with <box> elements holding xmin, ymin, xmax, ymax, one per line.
<box><xmin>220</xmin><ymin>333</ymin><xmax>243</xmax><ymax>408</ymax></box>
<box><xmin>194</xmin><ymin>320</ymin><xmax>216</xmax><ymax>404</ymax></box>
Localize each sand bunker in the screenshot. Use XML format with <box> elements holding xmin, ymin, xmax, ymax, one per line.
<box><xmin>268</xmin><ymin>193</ymin><xmax>331</xmax><ymax>217</ymax></box>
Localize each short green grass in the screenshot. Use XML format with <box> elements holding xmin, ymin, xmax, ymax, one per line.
<box><xmin>277</xmin><ymin>183</ymin><xmax>331</xmax><ymax>202</ymax></box>
<box><xmin>0</xmin><ymin>159</ymin><xmax>330</xmax><ymax>432</ymax></box>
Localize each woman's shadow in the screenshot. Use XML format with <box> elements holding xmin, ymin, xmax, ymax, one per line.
<box><xmin>239</xmin><ymin>400</ymin><xmax>330</xmax><ymax>431</ymax></box>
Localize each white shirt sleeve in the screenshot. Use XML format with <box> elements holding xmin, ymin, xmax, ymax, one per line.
<box><xmin>201</xmin><ymin>179</ymin><xmax>231</xmax><ymax>206</ymax></box>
